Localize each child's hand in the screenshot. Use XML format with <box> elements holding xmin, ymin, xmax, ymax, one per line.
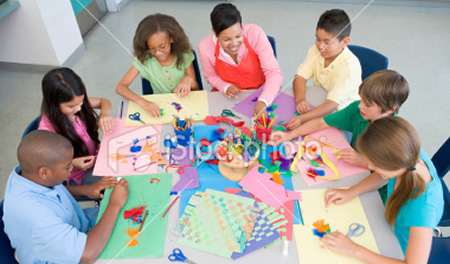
<box><xmin>254</xmin><ymin>101</ymin><xmax>267</xmax><ymax>118</ymax></box>
<box><xmin>269</xmin><ymin>131</ymin><xmax>291</xmax><ymax>146</ymax></box>
<box><xmin>174</xmin><ymin>76</ymin><xmax>193</xmax><ymax>98</ymax></box>
<box><xmin>335</xmin><ymin>148</ymin><xmax>368</xmax><ymax>168</ymax></box>
<box><xmin>73</xmin><ymin>156</ymin><xmax>96</xmax><ymax>170</ymax></box>
<box><xmin>296</xmin><ymin>100</ymin><xmax>311</xmax><ymax>114</ymax></box>
<box><xmin>324</xmin><ymin>188</ymin><xmax>355</xmax><ymax>208</ymax></box>
<box><xmin>84</xmin><ymin>176</ymin><xmax>117</xmax><ymax>199</ymax></box>
<box><xmin>225</xmin><ymin>85</ymin><xmax>244</xmax><ymax>98</ymax></box>
<box><xmin>138</xmin><ymin>99</ymin><xmax>161</xmax><ymax>117</ymax></box>
<box><xmin>320</xmin><ymin>231</ymin><xmax>360</xmax><ymax>256</ymax></box>
<box><xmin>99</xmin><ymin>113</ymin><xmax>114</xmax><ymax>134</ymax></box>
<box><xmin>287</xmin><ymin>116</ymin><xmax>302</xmax><ymax>130</ymax></box>
<box><xmin>109</xmin><ymin>178</ymin><xmax>129</xmax><ymax>209</ymax></box>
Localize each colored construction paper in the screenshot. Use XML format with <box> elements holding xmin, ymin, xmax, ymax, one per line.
<box><xmin>125</xmin><ymin>90</ymin><xmax>209</xmax><ymax>126</ymax></box>
<box><xmin>225</xmin><ymin>188</ymin><xmax>294</xmax><ymax>241</ymax></box>
<box><xmin>93</xmin><ymin>118</ymin><xmax>161</xmax><ymax>176</ymax></box>
<box><xmin>232</xmin><ymin>88</ymin><xmax>314</xmax><ymax>123</ymax></box>
<box><xmin>296</xmin><ymin>127</ymin><xmax>369</xmax><ymax>186</ymax></box>
<box><xmin>96</xmin><ymin>173</ymin><xmax>172</xmax><ymax>259</ymax></box>
<box><xmin>230</xmin><ymin>192</ymin><xmax>283</xmax><ymax>259</ymax></box>
<box><xmin>171</xmin><ymin>146</ymin><xmax>199</xmax><ymax>192</ymax></box>
<box><xmin>293</xmin><ymin>189</ymin><xmax>379</xmax><ymax>264</ymax></box>
<box><xmin>239</xmin><ymin>166</ymin><xmax>301</xmax><ymax>209</ymax></box>
<box><xmin>175</xmin><ymin>189</ymin><xmax>260</xmax><ymax>258</ymax></box>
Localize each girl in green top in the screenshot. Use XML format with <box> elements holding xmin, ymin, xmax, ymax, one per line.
<box><xmin>116</xmin><ymin>14</ymin><xmax>199</xmax><ymax>117</ymax></box>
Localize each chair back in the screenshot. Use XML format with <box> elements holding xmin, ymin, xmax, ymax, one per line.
<box><xmin>142</xmin><ymin>50</ymin><xmax>203</xmax><ymax>95</ymax></box>
<box><xmin>0</xmin><ymin>201</ymin><xmax>20</xmax><ymax>264</ymax></box>
<box><xmin>428</xmin><ymin>236</ymin><xmax>450</xmax><ymax>264</ymax></box>
<box><xmin>347</xmin><ymin>45</ymin><xmax>388</xmax><ymax>80</ymax></box>
<box><xmin>432</xmin><ymin>137</ymin><xmax>450</xmax><ymax>227</ymax></box>
<box><xmin>21</xmin><ymin>116</ymin><xmax>40</xmax><ymax>139</ymax></box>
<box><xmin>267</xmin><ymin>35</ymin><xmax>277</xmax><ymax>58</ymax></box>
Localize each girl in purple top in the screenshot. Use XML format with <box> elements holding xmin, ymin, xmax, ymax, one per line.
<box><xmin>39</xmin><ymin>68</ymin><xmax>117</xmax><ymax>199</ymax></box>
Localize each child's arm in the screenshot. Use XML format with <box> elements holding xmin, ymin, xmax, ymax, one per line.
<box><xmin>88</xmin><ymin>97</ymin><xmax>113</xmax><ymax>134</ymax></box>
<box><xmin>287</xmin><ymin>100</ymin><xmax>338</xmax><ymax>130</ymax></box>
<box><xmin>320</xmin><ymin>227</ymin><xmax>432</xmax><ymax>264</ymax></box>
<box><xmin>80</xmin><ymin>178</ymin><xmax>129</xmax><ymax>263</ymax></box>
<box><xmin>324</xmin><ymin>172</ymin><xmax>387</xmax><ymax>207</ymax></box>
<box><xmin>293</xmin><ymin>75</ymin><xmax>310</xmax><ymax>113</ymax></box>
<box><xmin>116</xmin><ymin>66</ymin><xmax>161</xmax><ymax>117</ymax></box>
<box><xmin>336</xmin><ymin>148</ymin><xmax>369</xmax><ymax>168</ymax></box>
<box><xmin>173</xmin><ymin>63</ymin><xmax>199</xmax><ymax>97</ymax></box>
<box><xmin>65</xmin><ymin>176</ymin><xmax>117</xmax><ymax>199</ymax></box>
<box><xmin>269</xmin><ymin>117</ymin><xmax>329</xmax><ymax>146</ymax></box>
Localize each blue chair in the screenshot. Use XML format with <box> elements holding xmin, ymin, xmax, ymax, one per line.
<box><xmin>267</xmin><ymin>35</ymin><xmax>277</xmax><ymax>58</ymax></box>
<box><xmin>21</xmin><ymin>116</ymin><xmax>40</xmax><ymax>139</ymax></box>
<box><xmin>428</xmin><ymin>137</ymin><xmax>450</xmax><ymax>263</ymax></box>
<box><xmin>142</xmin><ymin>49</ymin><xmax>203</xmax><ymax>95</ymax></box>
<box><xmin>429</xmin><ymin>236</ymin><xmax>450</xmax><ymax>264</ymax></box>
<box><xmin>432</xmin><ymin>137</ymin><xmax>450</xmax><ymax>227</ymax></box>
<box><xmin>347</xmin><ymin>45</ymin><xmax>389</xmax><ymax>80</ymax></box>
<box><xmin>0</xmin><ymin>201</ymin><xmax>19</xmax><ymax>264</ymax></box>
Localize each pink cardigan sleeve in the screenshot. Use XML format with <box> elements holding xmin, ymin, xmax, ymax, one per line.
<box><xmin>244</xmin><ymin>24</ymin><xmax>283</xmax><ymax>105</ymax></box>
<box><xmin>198</xmin><ymin>35</ymin><xmax>232</xmax><ymax>94</ymax></box>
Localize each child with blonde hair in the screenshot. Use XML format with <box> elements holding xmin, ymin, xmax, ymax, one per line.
<box><xmin>322</xmin><ymin>116</ymin><xmax>443</xmax><ymax>263</ymax></box>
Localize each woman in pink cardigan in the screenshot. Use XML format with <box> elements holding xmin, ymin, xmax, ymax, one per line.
<box><xmin>198</xmin><ymin>3</ymin><xmax>283</xmax><ymax>117</ymax></box>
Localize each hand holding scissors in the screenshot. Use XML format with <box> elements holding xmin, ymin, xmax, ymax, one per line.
<box><xmin>221</xmin><ymin>109</ymin><xmax>241</xmax><ymax>119</ymax></box>
<box><xmin>129</xmin><ymin>112</ymin><xmax>146</xmax><ymax>124</ymax></box>
<box><xmin>168</xmin><ymin>248</ymin><xmax>196</xmax><ymax>264</ymax></box>
<box><xmin>346</xmin><ymin>223</ymin><xmax>365</xmax><ymax>238</ymax></box>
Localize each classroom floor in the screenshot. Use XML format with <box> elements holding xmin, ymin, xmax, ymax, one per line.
<box><xmin>0</xmin><ymin>0</ymin><xmax>449</xmax><ymax>226</ymax></box>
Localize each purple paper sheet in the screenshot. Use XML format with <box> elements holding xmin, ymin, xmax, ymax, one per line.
<box><xmin>232</xmin><ymin>89</ymin><xmax>298</xmax><ymax>123</ymax></box>
<box><xmin>171</xmin><ymin>146</ymin><xmax>199</xmax><ymax>192</ymax></box>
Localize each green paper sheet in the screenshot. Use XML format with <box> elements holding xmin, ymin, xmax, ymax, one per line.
<box><xmin>174</xmin><ymin>189</ymin><xmax>260</xmax><ymax>258</ymax></box>
<box><xmin>96</xmin><ymin>173</ymin><xmax>172</xmax><ymax>259</ymax></box>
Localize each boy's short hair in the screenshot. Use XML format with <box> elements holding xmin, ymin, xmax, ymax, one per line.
<box><xmin>359</xmin><ymin>70</ymin><xmax>410</xmax><ymax>114</ymax></box>
<box><xmin>18</xmin><ymin>130</ymin><xmax>73</xmax><ymax>175</ymax></box>
<box><xmin>317</xmin><ymin>9</ymin><xmax>351</xmax><ymax>41</ymax></box>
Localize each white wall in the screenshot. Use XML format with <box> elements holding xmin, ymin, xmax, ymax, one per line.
<box><xmin>0</xmin><ymin>0</ymin><xmax>84</xmax><ymax>66</ymax></box>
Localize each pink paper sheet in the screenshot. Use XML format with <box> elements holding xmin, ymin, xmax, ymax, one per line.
<box><xmin>238</xmin><ymin>167</ymin><xmax>301</xmax><ymax>209</ymax></box>
<box><xmin>93</xmin><ymin>118</ymin><xmax>161</xmax><ymax>176</ymax></box>
<box><xmin>296</xmin><ymin>127</ymin><xmax>369</xmax><ymax>186</ymax></box>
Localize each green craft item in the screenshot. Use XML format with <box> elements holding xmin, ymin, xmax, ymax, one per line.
<box><xmin>273</xmin><ymin>126</ymin><xmax>287</xmax><ymax>132</ymax></box>
<box><xmin>96</xmin><ymin>173</ymin><xmax>172</xmax><ymax>259</ymax></box>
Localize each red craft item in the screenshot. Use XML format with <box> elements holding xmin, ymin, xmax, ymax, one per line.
<box><xmin>270</xmin><ymin>151</ymin><xmax>281</xmax><ymax>164</ymax></box>
<box><xmin>204</xmin><ymin>115</ymin><xmax>245</xmax><ymax>127</ymax></box>
<box><xmin>124</xmin><ymin>206</ymin><xmax>146</xmax><ymax>223</ymax></box>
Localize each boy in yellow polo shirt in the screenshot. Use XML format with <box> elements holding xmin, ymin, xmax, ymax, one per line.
<box><xmin>289</xmin><ymin>9</ymin><xmax>361</xmax><ymax>130</ymax></box>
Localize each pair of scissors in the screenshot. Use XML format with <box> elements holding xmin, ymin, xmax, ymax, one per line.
<box><xmin>109</xmin><ymin>153</ymin><xmax>134</xmax><ymax>162</ymax></box>
<box><xmin>128</xmin><ymin>112</ymin><xmax>146</xmax><ymax>124</ymax></box>
<box><xmin>221</xmin><ymin>109</ymin><xmax>241</xmax><ymax>119</ymax></box>
<box><xmin>168</xmin><ymin>248</ymin><xmax>196</xmax><ymax>264</ymax></box>
<box><xmin>346</xmin><ymin>223</ymin><xmax>365</xmax><ymax>238</ymax></box>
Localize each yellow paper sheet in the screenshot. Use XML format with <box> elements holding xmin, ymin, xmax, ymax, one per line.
<box><xmin>294</xmin><ymin>189</ymin><xmax>380</xmax><ymax>264</ymax></box>
<box><xmin>125</xmin><ymin>90</ymin><xmax>209</xmax><ymax>126</ymax></box>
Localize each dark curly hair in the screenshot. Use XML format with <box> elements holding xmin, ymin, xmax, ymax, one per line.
<box><xmin>133</xmin><ymin>13</ymin><xmax>191</xmax><ymax>70</ymax></box>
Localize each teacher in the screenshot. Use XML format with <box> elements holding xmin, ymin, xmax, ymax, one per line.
<box><xmin>198</xmin><ymin>3</ymin><xmax>283</xmax><ymax>117</ymax></box>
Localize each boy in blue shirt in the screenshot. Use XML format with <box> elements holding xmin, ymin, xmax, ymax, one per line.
<box><xmin>289</xmin><ymin>9</ymin><xmax>362</xmax><ymax>130</ymax></box>
<box><xmin>3</xmin><ymin>130</ymin><xmax>129</xmax><ymax>264</ymax></box>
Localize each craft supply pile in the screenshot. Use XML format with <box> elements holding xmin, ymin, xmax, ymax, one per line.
<box><xmin>92</xmin><ymin>90</ymin><xmax>375</xmax><ymax>262</ymax></box>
